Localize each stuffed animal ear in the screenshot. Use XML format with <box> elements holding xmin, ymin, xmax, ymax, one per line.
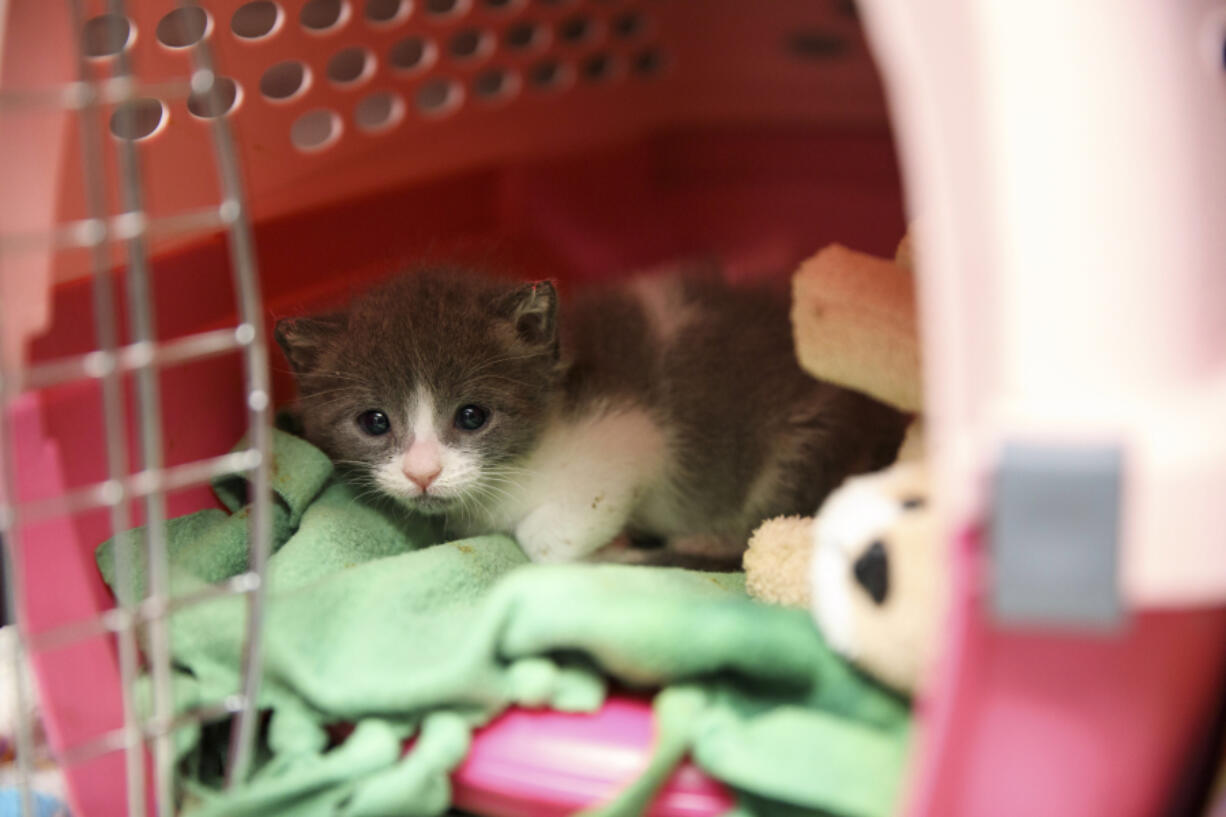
<box><xmin>274</xmin><ymin>314</ymin><xmax>345</xmax><ymax>375</ymax></box>
<box><xmin>498</xmin><ymin>281</ymin><xmax>559</xmax><ymax>354</ymax></box>
<box><xmin>791</xmin><ymin>244</ymin><xmax>922</xmax><ymax>413</ymax></box>
<box><xmin>744</xmin><ymin>515</ymin><xmax>818</xmax><ymax>609</ymax></box>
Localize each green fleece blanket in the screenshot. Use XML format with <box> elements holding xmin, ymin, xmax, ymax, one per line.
<box><xmin>97</xmin><ymin>425</ymin><xmax>910</xmax><ymax>817</ymax></box>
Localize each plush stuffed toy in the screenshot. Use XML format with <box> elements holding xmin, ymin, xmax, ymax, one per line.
<box><xmin>806</xmin><ymin>461</ymin><xmax>941</xmax><ymax>694</ymax></box>
<box><xmin>743</xmin><ymin>230</ymin><xmax>946</xmax><ymax>695</ymax></box>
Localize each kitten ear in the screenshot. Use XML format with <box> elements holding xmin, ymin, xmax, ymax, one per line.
<box><xmin>500</xmin><ymin>281</ymin><xmax>559</xmax><ymax>353</ymax></box>
<box><xmin>274</xmin><ymin>314</ymin><xmax>345</xmax><ymax>375</ymax></box>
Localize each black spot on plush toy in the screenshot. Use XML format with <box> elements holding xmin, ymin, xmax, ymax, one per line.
<box><xmin>744</xmin><ymin>231</ymin><xmax>948</xmax><ymax>696</ymax></box>
<box><xmin>853</xmin><ymin>541</ymin><xmax>889</xmax><ymax>605</ymax></box>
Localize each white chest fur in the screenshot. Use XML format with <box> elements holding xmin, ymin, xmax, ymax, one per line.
<box><xmin>453</xmin><ymin>402</ymin><xmax>673</xmax><ymax>562</ymax></box>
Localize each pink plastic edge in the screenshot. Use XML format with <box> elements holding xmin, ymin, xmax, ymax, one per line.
<box><xmin>899</xmin><ymin>526</ymin><xmax>1226</xmax><ymax>817</ymax></box>
<box><xmin>8</xmin><ymin>394</ymin><xmax>129</xmax><ymax>817</ymax></box>
<box><xmin>450</xmin><ymin>695</ymin><xmax>736</xmax><ymax>817</ymax></box>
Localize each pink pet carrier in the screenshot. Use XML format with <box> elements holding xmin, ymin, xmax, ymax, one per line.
<box><xmin>1</xmin><ymin>0</ymin><xmax>1225</xmax><ymax>815</ymax></box>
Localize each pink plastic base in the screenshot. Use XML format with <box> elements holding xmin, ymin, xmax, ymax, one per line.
<box><xmin>451</xmin><ymin>695</ymin><xmax>734</xmax><ymax>817</ymax></box>
<box><xmin>326</xmin><ymin>693</ymin><xmax>734</xmax><ymax>816</ymax></box>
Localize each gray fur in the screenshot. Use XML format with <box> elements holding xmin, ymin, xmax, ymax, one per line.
<box><xmin>276</xmin><ymin>270</ymin><xmax>562</xmax><ymax>514</ymax></box>
<box><xmin>276</xmin><ymin>264</ymin><xmax>908</xmax><ymax>559</ymax></box>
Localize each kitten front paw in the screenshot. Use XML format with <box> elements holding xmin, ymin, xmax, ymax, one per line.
<box><xmin>514</xmin><ymin>505</ymin><xmax>610</xmax><ymax>564</ymax></box>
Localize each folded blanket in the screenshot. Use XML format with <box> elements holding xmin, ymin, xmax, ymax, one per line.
<box><xmin>97</xmin><ymin>423</ymin><xmax>910</xmax><ymax>817</ymax></box>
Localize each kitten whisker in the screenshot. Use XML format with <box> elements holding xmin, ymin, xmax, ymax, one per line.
<box><xmin>465</xmin><ymin>350</ymin><xmax>546</xmax><ymax>379</ymax></box>
<box><xmin>466</xmin><ymin>374</ymin><xmax>541</xmax><ymax>391</ymax></box>
<box><xmin>301</xmin><ymin>386</ymin><xmax>375</xmax><ymax>401</ymax></box>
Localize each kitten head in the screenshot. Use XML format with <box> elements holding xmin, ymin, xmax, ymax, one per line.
<box><xmin>275</xmin><ymin>269</ymin><xmax>561</xmax><ymax>516</ymax></box>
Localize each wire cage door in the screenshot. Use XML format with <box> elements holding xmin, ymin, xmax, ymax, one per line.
<box><xmin>0</xmin><ymin>2</ymin><xmax>273</xmax><ymax>814</ymax></box>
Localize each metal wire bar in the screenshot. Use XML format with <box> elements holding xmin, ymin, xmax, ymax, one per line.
<box><xmin>0</xmin><ymin>2</ymin><xmax>270</xmax><ymax>814</ymax></box>
<box><xmin>0</xmin><ymin>0</ymin><xmax>52</xmax><ymax>800</ymax></box>
<box><xmin>104</xmin><ymin>4</ymin><xmax>176</xmax><ymax>809</ymax></box>
<box><xmin>57</xmin><ymin>695</ymin><xmax>248</xmax><ymax>770</ymax></box>
<box><xmin>0</xmin><ymin>204</ymin><xmax>227</xmax><ymax>254</ymax></box>
<box><xmin>62</xmin><ymin>1</ymin><xmax>148</xmax><ymax>811</ymax></box>
<box><xmin>1</xmin><ymin>2</ymin><xmax>271</xmax><ymax>811</ymax></box>
<box><xmin>16</xmin><ymin>324</ymin><xmax>251</xmax><ymax>393</ymax></box>
<box><xmin>27</xmin><ymin>568</ymin><xmax>261</xmax><ymax>663</ymax></box>
<box><xmin>0</xmin><ymin>76</ymin><xmax>190</xmax><ymax>111</ymax></box>
<box><xmin>10</xmin><ymin>448</ymin><xmax>260</xmax><ymax>527</ymax></box>
<box><xmin>176</xmin><ymin>1</ymin><xmax>274</xmax><ymax>789</ymax></box>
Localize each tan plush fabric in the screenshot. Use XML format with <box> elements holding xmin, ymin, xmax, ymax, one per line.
<box><xmin>743</xmin><ymin>515</ymin><xmax>814</xmax><ymax>608</ymax></box>
<box><xmin>790</xmin><ymin>244</ymin><xmax>922</xmax><ymax>413</ymax></box>
<box><xmin>894</xmin><ymin>230</ymin><xmax>914</xmax><ymax>269</ymax></box>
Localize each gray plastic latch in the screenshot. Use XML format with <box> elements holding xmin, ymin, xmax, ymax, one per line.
<box><xmin>990</xmin><ymin>442</ymin><xmax>1123</xmax><ymax>629</ymax></box>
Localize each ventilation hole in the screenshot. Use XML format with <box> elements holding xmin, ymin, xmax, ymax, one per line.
<box><xmin>581</xmin><ymin>52</ymin><xmax>615</xmax><ymax>82</ymax></box>
<box><xmin>557</xmin><ymin>15</ymin><xmax>592</xmax><ymax>44</ymax></box>
<box><xmin>355</xmin><ymin>91</ymin><xmax>404</xmax><ymax>131</ymax></box>
<box><xmin>260</xmin><ymin>61</ymin><xmax>310</xmax><ymax>100</ymax></box>
<box><xmin>82</xmin><ymin>14</ymin><xmax>133</xmax><ymax>58</ymax></box>
<box><xmin>482</xmin><ymin>0</ymin><xmax>521</xmax><ymax>11</ymax></box>
<box><xmin>424</xmin><ymin>0</ymin><xmax>467</xmax><ymax>18</ymax></box>
<box><xmin>415</xmin><ymin>78</ymin><xmax>461</xmax><ymax>115</ymax></box>
<box><xmin>505</xmin><ymin>21</ymin><xmax>544</xmax><ymax>51</ymax></box>
<box><xmin>365</xmin><ymin>0</ymin><xmax>407</xmax><ymax>23</ymax></box>
<box><xmin>472</xmin><ymin>67</ymin><xmax>517</xmax><ymax>101</ymax></box>
<box><xmin>787</xmin><ymin>30</ymin><xmax>849</xmax><ymax>60</ymax></box>
<box><xmin>109</xmin><ymin>98</ymin><xmax>166</xmax><ymax>140</ymax></box>
<box><xmin>301</xmin><ymin>0</ymin><xmax>349</xmax><ymax>32</ymax></box>
<box><xmin>389</xmin><ymin>36</ymin><xmax>436</xmax><ymax>72</ymax></box>
<box><xmin>327</xmin><ymin>46</ymin><xmax>374</xmax><ymax>84</ymax></box>
<box><xmin>232</xmin><ymin>1</ymin><xmax>282</xmax><ymax>38</ymax></box>
<box><xmin>156</xmin><ymin>7</ymin><xmax>210</xmax><ymax>48</ymax></box>
<box><xmin>611</xmin><ymin>11</ymin><xmax>643</xmax><ymax>39</ymax></box>
<box><xmin>632</xmin><ymin>48</ymin><xmax>664</xmax><ymax>76</ymax></box>
<box><xmin>529</xmin><ymin>58</ymin><xmax>569</xmax><ymax>90</ymax></box>
<box><xmin>536</xmin><ymin>0</ymin><xmax>574</xmax><ymax>6</ymax></box>
<box><xmin>449</xmin><ymin>29</ymin><xmax>490</xmax><ymax>60</ymax></box>
<box><xmin>187</xmin><ymin>76</ymin><xmax>240</xmax><ymax>117</ymax></box>
<box><xmin>291</xmin><ymin>109</ymin><xmax>342</xmax><ymax>151</ymax></box>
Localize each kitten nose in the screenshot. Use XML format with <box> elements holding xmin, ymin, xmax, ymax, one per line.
<box><xmin>405</xmin><ymin>468</ymin><xmax>441</xmax><ymax>491</ymax></box>
<box><xmin>403</xmin><ymin>439</ymin><xmax>442</xmax><ymax>492</ymax></box>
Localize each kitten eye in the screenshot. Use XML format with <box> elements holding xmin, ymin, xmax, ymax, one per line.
<box><xmin>357</xmin><ymin>409</ymin><xmax>391</xmax><ymax>436</ymax></box>
<box><xmin>454</xmin><ymin>404</ymin><xmax>488</xmax><ymax>431</ymax></box>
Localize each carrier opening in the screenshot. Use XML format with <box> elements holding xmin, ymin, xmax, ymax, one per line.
<box><xmin>4</xmin><ymin>2</ymin><xmax>1226</xmax><ymax>817</ymax></box>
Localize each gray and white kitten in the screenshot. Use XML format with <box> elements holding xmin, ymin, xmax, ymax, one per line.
<box><xmin>275</xmin><ymin>265</ymin><xmax>907</xmax><ymax>565</ymax></box>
